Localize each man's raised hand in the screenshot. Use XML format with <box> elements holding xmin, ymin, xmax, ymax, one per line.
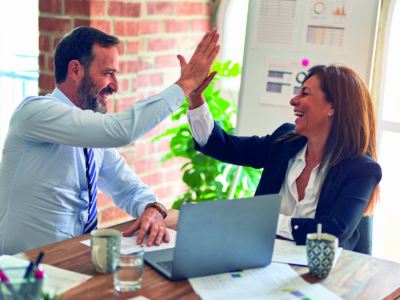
<box><xmin>175</xmin><ymin>29</ymin><xmax>220</xmax><ymax>97</ymax></box>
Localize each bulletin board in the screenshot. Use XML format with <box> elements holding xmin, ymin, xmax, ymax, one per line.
<box><xmin>235</xmin><ymin>0</ymin><xmax>380</xmax><ymax>137</ymax></box>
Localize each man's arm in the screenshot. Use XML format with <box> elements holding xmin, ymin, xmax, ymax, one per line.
<box><xmin>97</xmin><ymin>148</ymin><xmax>169</xmax><ymax>246</ymax></box>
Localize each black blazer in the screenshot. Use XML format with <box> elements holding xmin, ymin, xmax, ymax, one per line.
<box><xmin>194</xmin><ymin>123</ymin><xmax>382</xmax><ymax>250</ymax></box>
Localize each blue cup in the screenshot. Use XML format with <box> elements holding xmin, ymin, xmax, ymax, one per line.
<box><xmin>306</xmin><ymin>233</ymin><xmax>338</xmax><ymax>277</ymax></box>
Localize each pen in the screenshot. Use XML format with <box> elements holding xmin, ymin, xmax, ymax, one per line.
<box><xmin>0</xmin><ymin>270</ymin><xmax>23</xmax><ymax>300</ymax></box>
<box><xmin>35</xmin><ymin>252</ymin><xmax>44</xmax><ymax>268</ymax></box>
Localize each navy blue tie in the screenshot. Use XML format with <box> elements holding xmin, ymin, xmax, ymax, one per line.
<box><xmin>83</xmin><ymin>148</ymin><xmax>98</xmax><ymax>233</ymax></box>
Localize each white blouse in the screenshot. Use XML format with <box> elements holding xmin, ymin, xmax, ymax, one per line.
<box><xmin>186</xmin><ymin>102</ymin><xmax>327</xmax><ymax>240</ymax></box>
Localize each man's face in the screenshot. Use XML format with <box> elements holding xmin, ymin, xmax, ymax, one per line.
<box><xmin>77</xmin><ymin>44</ymin><xmax>119</xmax><ymax>113</ymax></box>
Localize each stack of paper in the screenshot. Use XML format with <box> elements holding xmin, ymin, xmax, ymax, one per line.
<box><xmin>80</xmin><ymin>228</ymin><xmax>177</xmax><ymax>254</ymax></box>
<box><xmin>272</xmin><ymin>239</ymin><xmax>343</xmax><ymax>267</ymax></box>
<box><xmin>189</xmin><ymin>263</ymin><xmax>343</xmax><ymax>300</ymax></box>
<box><xmin>0</xmin><ymin>255</ymin><xmax>92</xmax><ymax>296</ymax></box>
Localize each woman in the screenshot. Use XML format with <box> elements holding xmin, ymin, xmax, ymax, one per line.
<box><xmin>186</xmin><ymin>65</ymin><xmax>381</xmax><ymax>251</ymax></box>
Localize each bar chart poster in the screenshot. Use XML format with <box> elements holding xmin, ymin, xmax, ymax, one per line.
<box><xmin>300</xmin><ymin>0</ymin><xmax>354</xmax><ymax>55</ymax></box>
<box><xmin>260</xmin><ymin>57</ymin><xmax>312</xmax><ymax>107</ymax></box>
<box><xmin>251</xmin><ymin>0</ymin><xmax>303</xmax><ymax>51</ymax></box>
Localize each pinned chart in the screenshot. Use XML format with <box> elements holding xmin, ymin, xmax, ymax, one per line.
<box><xmin>251</xmin><ymin>0</ymin><xmax>302</xmax><ymax>51</ymax></box>
<box><xmin>300</xmin><ymin>0</ymin><xmax>354</xmax><ymax>55</ymax></box>
<box><xmin>261</xmin><ymin>57</ymin><xmax>311</xmax><ymax>107</ymax></box>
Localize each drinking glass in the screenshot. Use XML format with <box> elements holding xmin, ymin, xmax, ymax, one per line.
<box><xmin>112</xmin><ymin>246</ymin><xmax>144</xmax><ymax>292</ymax></box>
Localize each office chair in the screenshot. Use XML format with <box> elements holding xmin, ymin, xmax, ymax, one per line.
<box><xmin>353</xmin><ymin>216</ymin><xmax>373</xmax><ymax>255</ymax></box>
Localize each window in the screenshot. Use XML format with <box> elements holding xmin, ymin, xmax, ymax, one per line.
<box><xmin>0</xmin><ymin>0</ymin><xmax>38</xmax><ymax>161</ymax></box>
<box><xmin>217</xmin><ymin>0</ymin><xmax>249</xmax><ymax>105</ymax></box>
<box><xmin>373</xmin><ymin>0</ymin><xmax>400</xmax><ymax>263</ymax></box>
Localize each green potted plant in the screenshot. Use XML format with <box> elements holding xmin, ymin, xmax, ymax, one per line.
<box><xmin>153</xmin><ymin>61</ymin><xmax>262</xmax><ymax>209</ymax></box>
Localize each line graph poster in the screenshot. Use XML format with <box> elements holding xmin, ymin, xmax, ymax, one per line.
<box><xmin>300</xmin><ymin>0</ymin><xmax>354</xmax><ymax>55</ymax></box>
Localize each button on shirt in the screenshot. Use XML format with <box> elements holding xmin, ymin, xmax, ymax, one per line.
<box><xmin>0</xmin><ymin>85</ymin><xmax>185</xmax><ymax>255</ymax></box>
<box><xmin>186</xmin><ymin>102</ymin><xmax>327</xmax><ymax>240</ymax></box>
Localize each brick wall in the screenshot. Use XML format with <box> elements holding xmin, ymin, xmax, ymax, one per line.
<box><xmin>38</xmin><ymin>0</ymin><xmax>212</xmax><ymax>228</ymax></box>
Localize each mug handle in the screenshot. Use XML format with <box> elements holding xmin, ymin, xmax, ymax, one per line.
<box><xmin>92</xmin><ymin>245</ymin><xmax>104</xmax><ymax>271</ymax></box>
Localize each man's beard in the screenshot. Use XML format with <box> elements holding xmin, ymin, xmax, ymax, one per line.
<box><xmin>77</xmin><ymin>72</ymin><xmax>113</xmax><ymax>114</ymax></box>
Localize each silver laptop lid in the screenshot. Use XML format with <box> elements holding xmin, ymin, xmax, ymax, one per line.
<box><xmin>171</xmin><ymin>194</ymin><xmax>282</xmax><ymax>279</ymax></box>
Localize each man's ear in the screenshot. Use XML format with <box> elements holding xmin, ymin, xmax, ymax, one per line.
<box><xmin>68</xmin><ymin>60</ymin><xmax>84</xmax><ymax>82</ymax></box>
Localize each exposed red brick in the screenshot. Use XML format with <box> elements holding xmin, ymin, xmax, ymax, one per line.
<box><xmin>64</xmin><ymin>0</ymin><xmax>105</xmax><ymax>16</ymax></box>
<box><xmin>53</xmin><ymin>37</ymin><xmax>62</xmax><ymax>50</ymax></box>
<box><xmin>115</xmin><ymin>21</ymin><xmax>139</xmax><ymax>37</ymax></box>
<box><xmin>134</xmin><ymin>157</ymin><xmax>159</xmax><ymax>174</ymax></box>
<box><xmin>156</xmin><ymin>55</ymin><xmax>180</xmax><ymax>69</ymax></box>
<box><xmin>119</xmin><ymin>60</ymin><xmax>138</xmax><ymax>74</ymax></box>
<box><xmin>139</xmin><ymin>21</ymin><xmax>159</xmax><ymax>35</ymax></box>
<box><xmin>134</xmin><ymin>143</ymin><xmax>147</xmax><ymax>157</ymax></box>
<box><xmin>131</xmin><ymin>78</ymin><xmax>137</xmax><ymax>92</ymax></box>
<box><xmin>39</xmin><ymin>0</ymin><xmax>61</xmax><ymax>13</ymax></box>
<box><xmin>106</xmin><ymin>98</ymin><xmax>114</xmax><ymax>114</ymax></box>
<box><xmin>39</xmin><ymin>17</ymin><xmax>71</xmax><ymax>34</ymax></box>
<box><xmin>148</xmin><ymin>38</ymin><xmax>176</xmax><ymax>52</ymax></box>
<box><xmin>137</xmin><ymin>92</ymin><xmax>146</xmax><ymax>101</ymax></box>
<box><xmin>192</xmin><ymin>19</ymin><xmax>212</xmax><ymax>32</ymax></box>
<box><xmin>147</xmin><ymin>2</ymin><xmax>174</xmax><ymax>15</ymax></box>
<box><xmin>140</xmin><ymin>172</ymin><xmax>163</xmax><ymax>187</ymax></box>
<box><xmin>39</xmin><ymin>55</ymin><xmax>45</xmax><ymax>71</ymax></box>
<box><xmin>127</xmin><ymin>40</ymin><xmax>139</xmax><ymax>54</ymax></box>
<box><xmin>97</xmin><ymin>193</ymin><xmax>112</xmax><ymax>208</ymax></box>
<box><xmin>153</xmin><ymin>185</ymin><xmax>177</xmax><ymax>200</ymax></box>
<box><xmin>115</xmin><ymin>42</ymin><xmax>124</xmax><ymax>55</ymax></box>
<box><xmin>120</xmin><ymin>151</ymin><xmax>134</xmax><ymax>165</ymax></box>
<box><xmin>150</xmin><ymin>73</ymin><xmax>163</xmax><ymax>86</ymax></box>
<box><xmin>39</xmin><ymin>74</ymin><xmax>56</xmax><ymax>90</ymax></box>
<box><xmin>178</xmin><ymin>36</ymin><xmax>202</xmax><ymax>51</ymax></box>
<box><xmin>115</xmin><ymin>96</ymin><xmax>136</xmax><ymax>112</ymax></box>
<box><xmin>137</xmin><ymin>74</ymin><xmax>148</xmax><ymax>88</ymax></box>
<box><xmin>119</xmin><ymin>78</ymin><xmax>129</xmax><ymax>92</ymax></box>
<box><xmin>176</xmin><ymin>2</ymin><xmax>202</xmax><ymax>16</ymax></box>
<box><xmin>39</xmin><ymin>35</ymin><xmax>50</xmax><ymax>52</ymax></box>
<box><xmin>159</xmin><ymin>138</ymin><xmax>171</xmax><ymax>153</ymax></box>
<box><xmin>109</xmin><ymin>1</ymin><xmax>141</xmax><ymax>17</ymax></box>
<box><xmin>165</xmin><ymin>168</ymin><xmax>184</xmax><ymax>182</ymax></box>
<box><xmin>205</xmin><ymin>3</ymin><xmax>212</xmax><ymax>16</ymax></box>
<box><xmin>162</xmin><ymin>20</ymin><xmax>189</xmax><ymax>33</ymax></box>
<box><xmin>147</xmin><ymin>90</ymin><xmax>159</xmax><ymax>97</ymax></box>
<box><xmin>162</xmin><ymin>156</ymin><xmax>189</xmax><ymax>168</ymax></box>
<box><xmin>48</xmin><ymin>56</ymin><xmax>54</xmax><ymax>72</ymax></box>
<box><xmin>74</xmin><ymin>19</ymin><xmax>112</xmax><ymax>35</ymax></box>
<box><xmin>99</xmin><ymin>205</ymin><xmax>129</xmax><ymax>223</ymax></box>
<box><xmin>148</xmin><ymin>141</ymin><xmax>157</xmax><ymax>154</ymax></box>
<box><xmin>139</xmin><ymin>57</ymin><xmax>154</xmax><ymax>70</ymax></box>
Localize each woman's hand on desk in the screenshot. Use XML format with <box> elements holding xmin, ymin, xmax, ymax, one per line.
<box><xmin>122</xmin><ymin>208</ymin><xmax>170</xmax><ymax>246</ymax></box>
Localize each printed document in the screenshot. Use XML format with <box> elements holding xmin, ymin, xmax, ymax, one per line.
<box><xmin>189</xmin><ymin>262</ymin><xmax>343</xmax><ymax>300</ymax></box>
<box><xmin>81</xmin><ymin>228</ymin><xmax>177</xmax><ymax>254</ymax></box>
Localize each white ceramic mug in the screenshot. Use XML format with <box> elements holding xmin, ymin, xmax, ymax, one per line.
<box><xmin>90</xmin><ymin>229</ymin><xmax>121</xmax><ymax>273</ymax></box>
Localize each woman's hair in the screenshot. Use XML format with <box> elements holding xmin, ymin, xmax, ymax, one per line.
<box><xmin>292</xmin><ymin>65</ymin><xmax>379</xmax><ymax>216</ymax></box>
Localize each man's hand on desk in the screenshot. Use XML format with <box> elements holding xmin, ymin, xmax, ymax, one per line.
<box><xmin>122</xmin><ymin>207</ymin><xmax>170</xmax><ymax>246</ymax></box>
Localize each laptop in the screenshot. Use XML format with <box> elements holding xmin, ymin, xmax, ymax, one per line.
<box><xmin>144</xmin><ymin>194</ymin><xmax>282</xmax><ymax>280</ymax></box>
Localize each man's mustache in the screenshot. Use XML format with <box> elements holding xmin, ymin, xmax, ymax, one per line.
<box><xmin>100</xmin><ymin>86</ymin><xmax>114</xmax><ymax>95</ymax></box>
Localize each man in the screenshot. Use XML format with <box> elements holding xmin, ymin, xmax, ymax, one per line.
<box><xmin>0</xmin><ymin>26</ymin><xmax>219</xmax><ymax>255</ymax></box>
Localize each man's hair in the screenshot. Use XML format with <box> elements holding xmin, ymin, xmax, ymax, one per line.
<box><xmin>54</xmin><ymin>27</ymin><xmax>120</xmax><ymax>84</ymax></box>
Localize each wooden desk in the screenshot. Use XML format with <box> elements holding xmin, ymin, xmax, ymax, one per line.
<box><xmin>15</xmin><ymin>210</ymin><xmax>400</xmax><ymax>300</ymax></box>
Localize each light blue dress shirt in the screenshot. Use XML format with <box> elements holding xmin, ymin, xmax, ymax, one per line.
<box><xmin>0</xmin><ymin>85</ymin><xmax>185</xmax><ymax>255</ymax></box>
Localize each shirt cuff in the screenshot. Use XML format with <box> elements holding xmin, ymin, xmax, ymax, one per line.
<box><xmin>186</xmin><ymin>101</ymin><xmax>209</xmax><ymax>120</ymax></box>
<box><xmin>159</xmin><ymin>84</ymin><xmax>186</xmax><ymax>112</ymax></box>
<box><xmin>277</xmin><ymin>214</ymin><xmax>294</xmax><ymax>240</ymax></box>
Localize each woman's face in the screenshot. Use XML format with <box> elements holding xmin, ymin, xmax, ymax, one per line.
<box><xmin>289</xmin><ymin>75</ymin><xmax>334</xmax><ymax>139</ymax></box>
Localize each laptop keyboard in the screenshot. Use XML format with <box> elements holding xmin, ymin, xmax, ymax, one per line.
<box><xmin>157</xmin><ymin>260</ymin><xmax>173</xmax><ymax>272</ymax></box>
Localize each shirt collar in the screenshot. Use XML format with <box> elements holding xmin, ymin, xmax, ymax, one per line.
<box><xmin>50</xmin><ymin>88</ymin><xmax>75</xmax><ymax>108</ymax></box>
<box><xmin>293</xmin><ymin>143</ymin><xmax>307</xmax><ymax>163</ymax></box>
